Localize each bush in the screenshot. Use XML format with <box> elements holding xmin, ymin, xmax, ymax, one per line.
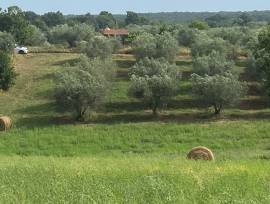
<box><xmin>0</xmin><ymin>32</ymin><xmax>15</xmax><ymax>53</ymax></box>
<box><xmin>129</xmin><ymin>58</ymin><xmax>180</xmax><ymax>115</ymax></box>
<box><xmin>0</xmin><ymin>52</ymin><xmax>17</xmax><ymax>91</ymax></box>
<box><xmin>191</xmin><ymin>72</ymin><xmax>247</xmax><ymax>114</ymax></box>
<box><xmin>80</xmin><ymin>36</ymin><xmax>113</xmax><ymax>59</ymax></box>
<box><xmin>191</xmin><ymin>35</ymin><xmax>228</xmax><ymax>57</ymax></box>
<box><xmin>24</xmin><ymin>25</ymin><xmax>47</xmax><ymax>46</ymax></box>
<box><xmin>55</xmin><ymin>56</ymin><xmax>115</xmax><ymax>121</ymax></box>
<box><xmin>132</xmin><ymin>32</ymin><xmax>179</xmax><ymax>63</ymax></box>
<box><xmin>48</xmin><ymin>24</ymin><xmax>95</xmax><ymax>47</ymax></box>
<box><xmin>193</xmin><ymin>51</ymin><xmax>235</xmax><ymax>76</ymax></box>
<box><xmin>177</xmin><ymin>27</ymin><xmax>199</xmax><ymax>47</ymax></box>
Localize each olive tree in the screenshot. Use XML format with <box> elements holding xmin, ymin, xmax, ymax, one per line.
<box><xmin>191</xmin><ymin>72</ymin><xmax>247</xmax><ymax>115</ymax></box>
<box><xmin>193</xmin><ymin>51</ymin><xmax>235</xmax><ymax>76</ymax></box>
<box><xmin>129</xmin><ymin>58</ymin><xmax>180</xmax><ymax>115</ymax></box>
<box><xmin>191</xmin><ymin>35</ymin><xmax>228</xmax><ymax>57</ymax></box>
<box><xmin>132</xmin><ymin>32</ymin><xmax>156</xmax><ymax>60</ymax></box>
<box><xmin>252</xmin><ymin>26</ymin><xmax>270</xmax><ymax>95</ymax></box>
<box><xmin>0</xmin><ymin>52</ymin><xmax>17</xmax><ymax>91</ymax></box>
<box><xmin>48</xmin><ymin>24</ymin><xmax>95</xmax><ymax>47</ymax></box>
<box><xmin>55</xmin><ymin>56</ymin><xmax>115</xmax><ymax>121</ymax></box>
<box><xmin>132</xmin><ymin>32</ymin><xmax>179</xmax><ymax>63</ymax></box>
<box><xmin>80</xmin><ymin>36</ymin><xmax>113</xmax><ymax>59</ymax></box>
<box><xmin>177</xmin><ymin>27</ymin><xmax>199</xmax><ymax>47</ymax></box>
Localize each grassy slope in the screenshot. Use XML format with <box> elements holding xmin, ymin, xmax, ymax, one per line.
<box><xmin>0</xmin><ymin>52</ymin><xmax>270</xmax><ymax>202</ymax></box>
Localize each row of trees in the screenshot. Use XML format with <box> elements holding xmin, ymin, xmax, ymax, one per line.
<box><xmin>54</xmin><ymin>25</ymin><xmax>254</xmax><ymax>120</ymax></box>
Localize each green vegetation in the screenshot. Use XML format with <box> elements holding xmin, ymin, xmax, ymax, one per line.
<box><xmin>0</xmin><ymin>156</ymin><xmax>269</xmax><ymax>203</ymax></box>
<box><xmin>1</xmin><ymin>5</ymin><xmax>270</xmax><ymax>203</ymax></box>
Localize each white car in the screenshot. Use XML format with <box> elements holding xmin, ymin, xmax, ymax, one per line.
<box><xmin>15</xmin><ymin>46</ymin><xmax>28</xmax><ymax>54</ymax></box>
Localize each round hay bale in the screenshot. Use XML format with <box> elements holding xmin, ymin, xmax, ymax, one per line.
<box><xmin>187</xmin><ymin>146</ymin><xmax>214</xmax><ymax>161</ymax></box>
<box><xmin>0</xmin><ymin>116</ymin><xmax>12</xmax><ymax>131</ymax></box>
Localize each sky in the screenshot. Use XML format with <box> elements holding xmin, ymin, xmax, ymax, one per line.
<box><xmin>1</xmin><ymin>0</ymin><xmax>270</xmax><ymax>14</ymax></box>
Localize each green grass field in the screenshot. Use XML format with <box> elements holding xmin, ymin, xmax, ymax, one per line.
<box><xmin>1</xmin><ymin>52</ymin><xmax>270</xmax><ymax>203</ymax></box>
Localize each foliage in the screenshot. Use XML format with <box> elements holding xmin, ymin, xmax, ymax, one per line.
<box><xmin>80</xmin><ymin>36</ymin><xmax>113</xmax><ymax>59</ymax></box>
<box><xmin>177</xmin><ymin>27</ymin><xmax>199</xmax><ymax>47</ymax></box>
<box><xmin>24</xmin><ymin>25</ymin><xmax>47</xmax><ymax>46</ymax></box>
<box><xmin>0</xmin><ymin>6</ymin><xmax>31</xmax><ymax>44</ymax></box>
<box><xmin>189</xmin><ymin>20</ymin><xmax>209</xmax><ymax>30</ymax></box>
<box><xmin>55</xmin><ymin>56</ymin><xmax>115</xmax><ymax>121</ymax></box>
<box><xmin>0</xmin><ymin>52</ymin><xmax>16</xmax><ymax>91</ymax></box>
<box><xmin>132</xmin><ymin>32</ymin><xmax>156</xmax><ymax>59</ymax></box>
<box><xmin>0</xmin><ymin>32</ymin><xmax>15</xmax><ymax>53</ymax></box>
<box><xmin>191</xmin><ymin>35</ymin><xmax>228</xmax><ymax>57</ymax></box>
<box><xmin>42</xmin><ymin>11</ymin><xmax>65</xmax><ymax>27</ymax></box>
<box><xmin>191</xmin><ymin>72</ymin><xmax>247</xmax><ymax>114</ymax></box>
<box><xmin>193</xmin><ymin>51</ymin><xmax>235</xmax><ymax>76</ymax></box>
<box><xmin>96</xmin><ymin>11</ymin><xmax>116</xmax><ymax>29</ymax></box>
<box><xmin>129</xmin><ymin>58</ymin><xmax>179</xmax><ymax>115</ymax></box>
<box><xmin>125</xmin><ymin>11</ymin><xmax>149</xmax><ymax>25</ymax></box>
<box><xmin>253</xmin><ymin>26</ymin><xmax>270</xmax><ymax>95</ymax></box>
<box><xmin>48</xmin><ymin>24</ymin><xmax>95</xmax><ymax>47</ymax></box>
<box><xmin>133</xmin><ymin>32</ymin><xmax>179</xmax><ymax>62</ymax></box>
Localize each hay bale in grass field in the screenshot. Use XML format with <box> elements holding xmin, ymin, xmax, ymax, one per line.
<box><xmin>0</xmin><ymin>116</ymin><xmax>12</xmax><ymax>131</ymax></box>
<box><xmin>187</xmin><ymin>146</ymin><xmax>214</xmax><ymax>161</ymax></box>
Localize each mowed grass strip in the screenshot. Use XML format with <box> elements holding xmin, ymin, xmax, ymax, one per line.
<box><xmin>0</xmin><ymin>156</ymin><xmax>269</xmax><ymax>203</ymax></box>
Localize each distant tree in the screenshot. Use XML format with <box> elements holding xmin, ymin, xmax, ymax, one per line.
<box><xmin>0</xmin><ymin>6</ymin><xmax>30</xmax><ymax>44</ymax></box>
<box><xmin>191</xmin><ymin>35</ymin><xmax>228</xmax><ymax>57</ymax></box>
<box><xmin>193</xmin><ymin>51</ymin><xmax>235</xmax><ymax>76</ymax></box>
<box><xmin>24</xmin><ymin>25</ymin><xmax>47</xmax><ymax>46</ymax></box>
<box><xmin>156</xmin><ymin>32</ymin><xmax>179</xmax><ymax>63</ymax></box>
<box><xmin>177</xmin><ymin>27</ymin><xmax>199</xmax><ymax>47</ymax></box>
<box><xmin>80</xmin><ymin>36</ymin><xmax>113</xmax><ymax>59</ymax></box>
<box><xmin>189</xmin><ymin>20</ymin><xmax>209</xmax><ymax>30</ymax></box>
<box><xmin>191</xmin><ymin>72</ymin><xmax>247</xmax><ymax>115</ymax></box>
<box><xmin>0</xmin><ymin>32</ymin><xmax>15</xmax><ymax>53</ymax></box>
<box><xmin>24</xmin><ymin>11</ymin><xmax>48</xmax><ymax>31</ymax></box>
<box><xmin>253</xmin><ymin>26</ymin><xmax>270</xmax><ymax>95</ymax></box>
<box><xmin>133</xmin><ymin>32</ymin><xmax>179</xmax><ymax>62</ymax></box>
<box><xmin>55</xmin><ymin>56</ymin><xmax>115</xmax><ymax>121</ymax></box>
<box><xmin>0</xmin><ymin>52</ymin><xmax>17</xmax><ymax>91</ymax></box>
<box><xmin>132</xmin><ymin>32</ymin><xmax>157</xmax><ymax>60</ymax></box>
<box><xmin>48</xmin><ymin>24</ymin><xmax>95</xmax><ymax>47</ymax></box>
<box><xmin>96</xmin><ymin>11</ymin><xmax>117</xmax><ymax>29</ymax></box>
<box><xmin>235</xmin><ymin>13</ymin><xmax>253</xmax><ymax>26</ymax></box>
<box><xmin>42</xmin><ymin>11</ymin><xmax>65</xmax><ymax>27</ymax></box>
<box><xmin>125</xmin><ymin>11</ymin><xmax>149</xmax><ymax>25</ymax></box>
<box><xmin>129</xmin><ymin>58</ymin><xmax>180</xmax><ymax>115</ymax></box>
<box><xmin>205</xmin><ymin>14</ymin><xmax>232</xmax><ymax>27</ymax></box>
<box><xmin>125</xmin><ymin>11</ymin><xmax>140</xmax><ymax>25</ymax></box>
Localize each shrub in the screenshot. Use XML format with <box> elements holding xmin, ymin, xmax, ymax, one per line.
<box><xmin>0</xmin><ymin>52</ymin><xmax>17</xmax><ymax>91</ymax></box>
<box><xmin>132</xmin><ymin>32</ymin><xmax>179</xmax><ymax>63</ymax></box>
<box><xmin>191</xmin><ymin>72</ymin><xmax>247</xmax><ymax>114</ymax></box>
<box><xmin>48</xmin><ymin>24</ymin><xmax>95</xmax><ymax>47</ymax></box>
<box><xmin>0</xmin><ymin>32</ymin><xmax>15</xmax><ymax>53</ymax></box>
<box><xmin>24</xmin><ymin>25</ymin><xmax>47</xmax><ymax>46</ymax></box>
<box><xmin>177</xmin><ymin>28</ymin><xmax>199</xmax><ymax>47</ymax></box>
<box><xmin>193</xmin><ymin>51</ymin><xmax>235</xmax><ymax>76</ymax></box>
<box><xmin>80</xmin><ymin>36</ymin><xmax>113</xmax><ymax>59</ymax></box>
<box><xmin>129</xmin><ymin>58</ymin><xmax>180</xmax><ymax>115</ymax></box>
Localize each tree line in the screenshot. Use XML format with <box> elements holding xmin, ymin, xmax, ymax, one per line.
<box><xmin>1</xmin><ymin>6</ymin><xmax>270</xmax><ymax>121</ymax></box>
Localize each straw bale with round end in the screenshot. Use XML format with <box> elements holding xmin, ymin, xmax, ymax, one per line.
<box><xmin>0</xmin><ymin>116</ymin><xmax>12</xmax><ymax>131</ymax></box>
<box><xmin>187</xmin><ymin>146</ymin><xmax>214</xmax><ymax>161</ymax></box>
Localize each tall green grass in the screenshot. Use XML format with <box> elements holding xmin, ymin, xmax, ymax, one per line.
<box><xmin>0</xmin><ymin>156</ymin><xmax>269</xmax><ymax>203</ymax></box>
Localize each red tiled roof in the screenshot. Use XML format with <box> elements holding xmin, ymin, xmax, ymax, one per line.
<box><xmin>102</xmin><ymin>28</ymin><xmax>129</xmax><ymax>36</ymax></box>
